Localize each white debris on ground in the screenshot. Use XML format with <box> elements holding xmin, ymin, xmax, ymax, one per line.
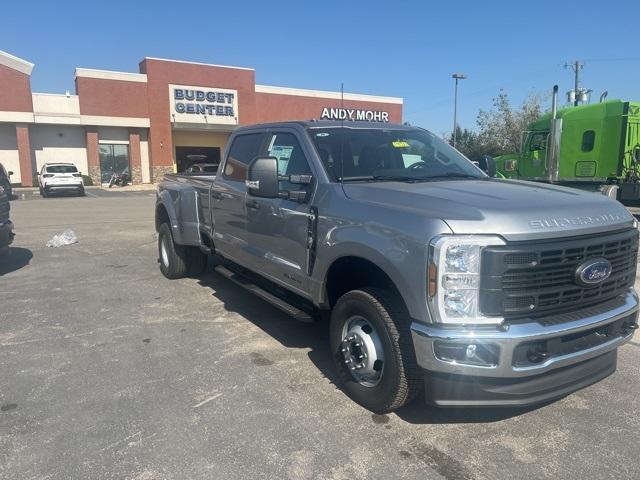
<box><xmin>46</xmin><ymin>229</ymin><xmax>78</xmax><ymax>248</ymax></box>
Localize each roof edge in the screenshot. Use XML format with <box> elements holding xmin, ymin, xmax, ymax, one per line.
<box><xmin>0</xmin><ymin>50</ymin><xmax>34</xmax><ymax>76</ymax></box>
<box><xmin>255</xmin><ymin>84</ymin><xmax>403</xmax><ymax>104</ymax></box>
<box><xmin>143</xmin><ymin>56</ymin><xmax>254</xmax><ymax>71</ymax></box>
<box><xmin>74</xmin><ymin>68</ymin><xmax>147</xmax><ymax>83</ymax></box>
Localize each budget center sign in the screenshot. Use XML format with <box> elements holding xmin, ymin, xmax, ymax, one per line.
<box><xmin>169</xmin><ymin>84</ymin><xmax>238</xmax><ymax>125</ymax></box>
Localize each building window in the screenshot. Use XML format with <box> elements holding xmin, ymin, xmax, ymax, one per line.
<box><xmin>99</xmin><ymin>144</ymin><xmax>130</xmax><ymax>184</ymax></box>
<box><xmin>581</xmin><ymin>130</ymin><xmax>595</xmax><ymax>152</ymax></box>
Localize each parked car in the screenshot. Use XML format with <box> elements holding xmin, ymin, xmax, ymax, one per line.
<box><xmin>38</xmin><ymin>163</ymin><xmax>85</xmax><ymax>197</ymax></box>
<box><xmin>156</xmin><ymin>121</ymin><xmax>639</xmax><ymax>413</ymax></box>
<box><xmin>185</xmin><ymin>163</ymin><xmax>218</xmax><ymax>174</ymax></box>
<box><xmin>0</xmin><ymin>182</ymin><xmax>14</xmax><ymax>258</ymax></box>
<box><xmin>0</xmin><ymin>163</ymin><xmax>13</xmax><ymax>199</ymax></box>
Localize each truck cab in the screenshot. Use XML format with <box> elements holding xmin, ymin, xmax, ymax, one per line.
<box><xmin>156</xmin><ymin>121</ymin><xmax>639</xmax><ymax>413</ymax></box>
<box><xmin>497</xmin><ymin>98</ymin><xmax>640</xmax><ymax>200</ymax></box>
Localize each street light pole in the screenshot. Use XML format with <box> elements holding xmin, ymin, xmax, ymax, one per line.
<box><xmin>451</xmin><ymin>73</ymin><xmax>467</xmax><ymax>147</ymax></box>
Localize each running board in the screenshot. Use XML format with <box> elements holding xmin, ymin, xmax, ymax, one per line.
<box><xmin>214</xmin><ymin>265</ymin><xmax>314</xmax><ymax>322</ymax></box>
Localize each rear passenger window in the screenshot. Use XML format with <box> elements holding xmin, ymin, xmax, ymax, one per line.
<box><xmin>581</xmin><ymin>130</ymin><xmax>595</xmax><ymax>152</ymax></box>
<box><xmin>223</xmin><ymin>133</ymin><xmax>263</xmax><ymax>181</ymax></box>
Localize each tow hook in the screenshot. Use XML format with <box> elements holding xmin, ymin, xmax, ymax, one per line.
<box><xmin>622</xmin><ymin>322</ymin><xmax>639</xmax><ymax>335</ymax></box>
<box><xmin>527</xmin><ymin>344</ymin><xmax>551</xmax><ymax>364</ymax></box>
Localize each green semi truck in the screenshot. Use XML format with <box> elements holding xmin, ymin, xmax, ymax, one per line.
<box><xmin>495</xmin><ymin>85</ymin><xmax>640</xmax><ymax>201</ymax></box>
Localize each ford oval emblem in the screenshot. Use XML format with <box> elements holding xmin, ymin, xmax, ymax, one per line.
<box><xmin>575</xmin><ymin>258</ymin><xmax>612</xmax><ymax>286</ymax></box>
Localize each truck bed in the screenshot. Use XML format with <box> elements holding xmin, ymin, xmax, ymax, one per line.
<box><xmin>157</xmin><ymin>173</ymin><xmax>218</xmax><ymax>248</ymax></box>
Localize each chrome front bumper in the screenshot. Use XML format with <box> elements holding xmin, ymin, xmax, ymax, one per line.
<box><xmin>411</xmin><ymin>290</ymin><xmax>639</xmax><ymax>379</ymax></box>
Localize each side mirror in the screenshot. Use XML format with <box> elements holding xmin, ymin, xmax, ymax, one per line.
<box><xmin>476</xmin><ymin>155</ymin><xmax>497</xmax><ymax>177</ymax></box>
<box><xmin>247</xmin><ymin>156</ymin><xmax>279</xmax><ymax>198</ymax></box>
<box><xmin>7</xmin><ymin>171</ymin><xmax>13</xmax><ymax>176</ymax></box>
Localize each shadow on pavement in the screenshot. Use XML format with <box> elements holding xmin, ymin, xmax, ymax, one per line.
<box><xmin>394</xmin><ymin>399</ymin><xmax>544</xmax><ymax>424</ymax></box>
<box><xmin>0</xmin><ymin>247</ymin><xmax>33</xmax><ymax>276</ymax></box>
<box><xmin>196</xmin><ymin>267</ymin><xmax>338</xmax><ymax>375</ymax></box>
<box><xmin>195</xmin><ymin>264</ymin><xmax>541</xmax><ymax>424</ymax></box>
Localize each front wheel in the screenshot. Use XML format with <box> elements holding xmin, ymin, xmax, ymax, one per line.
<box><xmin>329</xmin><ymin>288</ymin><xmax>421</xmax><ymax>413</ymax></box>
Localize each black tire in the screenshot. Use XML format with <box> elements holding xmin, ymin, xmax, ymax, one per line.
<box><xmin>329</xmin><ymin>288</ymin><xmax>421</xmax><ymax>413</ymax></box>
<box><xmin>1</xmin><ymin>180</ymin><xmax>11</xmax><ymax>200</ymax></box>
<box><xmin>41</xmin><ymin>188</ymin><xmax>48</xmax><ymax>198</ymax></box>
<box><xmin>78</xmin><ymin>187</ymin><xmax>85</xmax><ymax>196</ymax></box>
<box><xmin>158</xmin><ymin>223</ymin><xmax>189</xmax><ymax>279</ymax></box>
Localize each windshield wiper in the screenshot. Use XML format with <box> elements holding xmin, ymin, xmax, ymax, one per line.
<box><xmin>340</xmin><ymin>173</ymin><xmax>484</xmax><ymax>182</ymax></box>
<box><xmin>340</xmin><ymin>175</ymin><xmax>425</xmax><ymax>182</ymax></box>
<box><xmin>421</xmin><ymin>173</ymin><xmax>485</xmax><ymax>181</ymax></box>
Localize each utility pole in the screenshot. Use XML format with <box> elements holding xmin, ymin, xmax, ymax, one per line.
<box><xmin>565</xmin><ymin>61</ymin><xmax>584</xmax><ymax>106</ymax></box>
<box><xmin>451</xmin><ymin>73</ymin><xmax>467</xmax><ymax>147</ymax></box>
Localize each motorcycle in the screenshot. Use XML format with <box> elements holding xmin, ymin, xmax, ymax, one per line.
<box><xmin>108</xmin><ymin>168</ymin><xmax>130</xmax><ymax>188</ymax></box>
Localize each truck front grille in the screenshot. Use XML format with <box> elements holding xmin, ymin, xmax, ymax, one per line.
<box><xmin>480</xmin><ymin>228</ymin><xmax>638</xmax><ymax>318</ymax></box>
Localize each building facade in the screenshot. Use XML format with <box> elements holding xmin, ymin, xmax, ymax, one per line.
<box><xmin>0</xmin><ymin>50</ymin><xmax>403</xmax><ymax>186</ymax></box>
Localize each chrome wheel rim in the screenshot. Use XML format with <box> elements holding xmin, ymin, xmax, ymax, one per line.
<box><xmin>160</xmin><ymin>238</ymin><xmax>169</xmax><ymax>267</ymax></box>
<box><xmin>340</xmin><ymin>315</ymin><xmax>384</xmax><ymax>387</ymax></box>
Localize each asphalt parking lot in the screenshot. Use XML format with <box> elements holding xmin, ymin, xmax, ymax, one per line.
<box><xmin>1</xmin><ymin>193</ymin><xmax>640</xmax><ymax>480</ymax></box>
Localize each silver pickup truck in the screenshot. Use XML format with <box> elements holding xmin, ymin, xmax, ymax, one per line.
<box><xmin>156</xmin><ymin>121</ymin><xmax>639</xmax><ymax>413</ymax></box>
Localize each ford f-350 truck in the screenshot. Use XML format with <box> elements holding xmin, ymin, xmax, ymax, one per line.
<box><xmin>156</xmin><ymin>121</ymin><xmax>639</xmax><ymax>413</ymax></box>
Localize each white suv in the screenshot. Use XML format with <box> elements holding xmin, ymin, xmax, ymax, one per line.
<box><xmin>38</xmin><ymin>163</ymin><xmax>85</xmax><ymax>197</ymax></box>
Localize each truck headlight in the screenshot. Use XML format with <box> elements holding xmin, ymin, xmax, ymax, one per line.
<box><xmin>428</xmin><ymin>235</ymin><xmax>505</xmax><ymax>325</ymax></box>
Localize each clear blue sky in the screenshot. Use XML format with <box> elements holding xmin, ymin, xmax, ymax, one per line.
<box><xmin>2</xmin><ymin>0</ymin><xmax>639</xmax><ymax>135</ymax></box>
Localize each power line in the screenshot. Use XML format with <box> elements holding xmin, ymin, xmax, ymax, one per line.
<box><xmin>581</xmin><ymin>56</ymin><xmax>640</xmax><ymax>63</ymax></box>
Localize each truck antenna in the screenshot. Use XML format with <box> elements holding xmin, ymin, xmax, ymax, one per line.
<box><xmin>340</xmin><ymin>82</ymin><xmax>345</xmax><ymax>184</ymax></box>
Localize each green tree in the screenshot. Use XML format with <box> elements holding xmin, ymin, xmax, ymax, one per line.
<box><xmin>476</xmin><ymin>90</ymin><xmax>544</xmax><ymax>156</ymax></box>
<box><xmin>448</xmin><ymin>126</ymin><xmax>484</xmax><ymax>159</ymax></box>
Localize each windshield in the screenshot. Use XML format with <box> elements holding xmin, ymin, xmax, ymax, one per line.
<box><xmin>46</xmin><ymin>165</ymin><xmax>78</xmax><ymax>174</ymax></box>
<box><xmin>308</xmin><ymin>127</ymin><xmax>485</xmax><ymax>182</ymax></box>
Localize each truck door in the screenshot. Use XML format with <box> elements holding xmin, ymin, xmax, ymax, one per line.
<box><xmin>210</xmin><ymin>132</ymin><xmax>265</xmax><ymax>265</ymax></box>
<box><xmin>519</xmin><ymin>131</ymin><xmax>548</xmax><ymax>179</ymax></box>
<box><xmin>244</xmin><ymin>130</ymin><xmax>315</xmax><ymax>295</ymax></box>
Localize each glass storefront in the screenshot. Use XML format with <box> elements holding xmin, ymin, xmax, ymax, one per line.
<box><xmin>99</xmin><ymin>144</ymin><xmax>130</xmax><ymax>184</ymax></box>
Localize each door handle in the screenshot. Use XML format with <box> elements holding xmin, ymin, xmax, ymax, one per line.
<box><xmin>246</xmin><ymin>199</ymin><xmax>260</xmax><ymax>210</ymax></box>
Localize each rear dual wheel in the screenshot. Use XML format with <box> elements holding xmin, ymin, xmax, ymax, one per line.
<box><xmin>158</xmin><ymin>223</ymin><xmax>208</xmax><ymax>279</ymax></box>
<box><xmin>329</xmin><ymin>288</ymin><xmax>421</xmax><ymax>414</ymax></box>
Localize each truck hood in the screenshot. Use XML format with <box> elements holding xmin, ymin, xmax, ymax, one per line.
<box><xmin>342</xmin><ymin>179</ymin><xmax>635</xmax><ymax>241</ymax></box>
